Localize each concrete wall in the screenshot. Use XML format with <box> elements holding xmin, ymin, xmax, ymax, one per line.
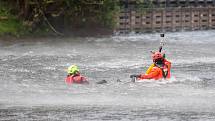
<box><xmin>117</xmin><ymin>7</ymin><xmax>215</xmax><ymax>33</ymax></box>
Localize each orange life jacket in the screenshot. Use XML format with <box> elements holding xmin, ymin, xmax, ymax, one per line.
<box><xmin>65</xmin><ymin>74</ymin><xmax>87</xmax><ymax>84</ymax></box>
<box><xmin>140</xmin><ymin>59</ymin><xmax>171</xmax><ymax>80</ymax></box>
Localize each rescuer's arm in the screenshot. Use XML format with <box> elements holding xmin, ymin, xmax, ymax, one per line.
<box><xmin>139</xmin><ymin>68</ymin><xmax>160</xmax><ymax>79</ymax></box>
<box><xmin>145</xmin><ymin>63</ymin><xmax>155</xmax><ymax>74</ymax></box>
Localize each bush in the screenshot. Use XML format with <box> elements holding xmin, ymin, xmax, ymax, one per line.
<box><xmin>0</xmin><ymin>3</ymin><xmax>26</xmax><ymax>37</ymax></box>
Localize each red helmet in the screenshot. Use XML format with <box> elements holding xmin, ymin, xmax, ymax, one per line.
<box><xmin>151</xmin><ymin>52</ymin><xmax>163</xmax><ymax>61</ymax></box>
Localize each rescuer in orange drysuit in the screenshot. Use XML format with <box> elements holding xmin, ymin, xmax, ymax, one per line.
<box><xmin>65</xmin><ymin>65</ymin><xmax>88</xmax><ymax>84</ymax></box>
<box><xmin>138</xmin><ymin>51</ymin><xmax>171</xmax><ymax>80</ymax></box>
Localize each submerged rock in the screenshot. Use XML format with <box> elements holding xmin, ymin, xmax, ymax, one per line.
<box><xmin>96</xmin><ymin>80</ymin><xmax>107</xmax><ymax>84</ymax></box>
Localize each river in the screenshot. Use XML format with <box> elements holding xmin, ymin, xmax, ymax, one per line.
<box><xmin>0</xmin><ymin>30</ymin><xmax>215</xmax><ymax>121</ymax></box>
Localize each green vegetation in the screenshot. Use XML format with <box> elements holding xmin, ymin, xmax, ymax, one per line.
<box><xmin>0</xmin><ymin>0</ymin><xmax>155</xmax><ymax>37</ymax></box>
<box><xmin>100</xmin><ymin>0</ymin><xmax>120</xmax><ymax>28</ymax></box>
<box><xmin>64</xmin><ymin>0</ymin><xmax>120</xmax><ymax>29</ymax></box>
<box><xmin>0</xmin><ymin>0</ymin><xmax>121</xmax><ymax>37</ymax></box>
<box><xmin>136</xmin><ymin>0</ymin><xmax>154</xmax><ymax>14</ymax></box>
<box><xmin>0</xmin><ymin>3</ymin><xmax>25</xmax><ymax>37</ymax></box>
<box><xmin>0</xmin><ymin>18</ymin><xmax>22</xmax><ymax>36</ymax></box>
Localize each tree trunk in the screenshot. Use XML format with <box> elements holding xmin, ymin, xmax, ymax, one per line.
<box><xmin>18</xmin><ymin>0</ymin><xmax>29</xmax><ymax>19</ymax></box>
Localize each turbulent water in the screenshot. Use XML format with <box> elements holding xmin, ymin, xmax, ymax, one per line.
<box><xmin>0</xmin><ymin>31</ymin><xmax>215</xmax><ymax>121</ymax></box>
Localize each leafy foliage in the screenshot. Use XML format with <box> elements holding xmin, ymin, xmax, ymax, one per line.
<box><xmin>0</xmin><ymin>0</ymin><xmax>154</xmax><ymax>36</ymax></box>
<box><xmin>0</xmin><ymin>1</ymin><xmax>25</xmax><ymax>37</ymax></box>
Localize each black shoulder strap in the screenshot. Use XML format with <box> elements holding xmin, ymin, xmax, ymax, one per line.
<box><xmin>155</xmin><ymin>64</ymin><xmax>168</xmax><ymax>79</ymax></box>
<box><xmin>162</xmin><ymin>64</ymin><xmax>169</xmax><ymax>79</ymax></box>
<box><xmin>161</xmin><ymin>69</ymin><xmax>168</xmax><ymax>79</ymax></box>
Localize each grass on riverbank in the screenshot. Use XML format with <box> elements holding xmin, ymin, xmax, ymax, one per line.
<box><xmin>0</xmin><ymin>18</ymin><xmax>24</xmax><ymax>36</ymax></box>
<box><xmin>0</xmin><ymin>4</ymin><xmax>26</xmax><ymax>37</ymax></box>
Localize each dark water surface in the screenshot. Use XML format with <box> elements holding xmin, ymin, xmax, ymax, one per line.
<box><xmin>0</xmin><ymin>31</ymin><xmax>215</xmax><ymax>120</ymax></box>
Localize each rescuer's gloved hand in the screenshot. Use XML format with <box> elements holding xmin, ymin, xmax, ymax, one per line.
<box><xmin>130</xmin><ymin>74</ymin><xmax>140</xmax><ymax>78</ymax></box>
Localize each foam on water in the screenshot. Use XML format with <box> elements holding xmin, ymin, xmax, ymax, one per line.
<box><xmin>112</xmin><ymin>30</ymin><xmax>215</xmax><ymax>44</ymax></box>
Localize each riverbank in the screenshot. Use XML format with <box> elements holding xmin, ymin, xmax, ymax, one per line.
<box><xmin>0</xmin><ymin>17</ymin><xmax>113</xmax><ymax>39</ymax></box>
<box><xmin>0</xmin><ymin>0</ymin><xmax>118</xmax><ymax>39</ymax></box>
<box><xmin>0</xmin><ymin>28</ymin><xmax>113</xmax><ymax>42</ymax></box>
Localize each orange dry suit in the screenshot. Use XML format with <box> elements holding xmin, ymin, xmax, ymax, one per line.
<box><xmin>65</xmin><ymin>72</ymin><xmax>88</xmax><ymax>84</ymax></box>
<box><xmin>139</xmin><ymin>59</ymin><xmax>171</xmax><ymax>80</ymax></box>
